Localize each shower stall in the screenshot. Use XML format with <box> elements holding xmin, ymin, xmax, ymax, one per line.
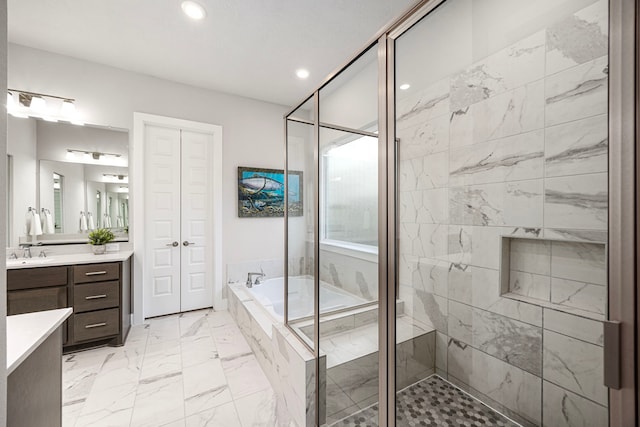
<box><xmin>284</xmin><ymin>0</ymin><xmax>637</xmax><ymax>425</ymax></box>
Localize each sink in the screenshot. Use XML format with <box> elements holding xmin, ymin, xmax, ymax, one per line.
<box><xmin>6</xmin><ymin>258</ymin><xmax>56</xmax><ymax>267</ymax></box>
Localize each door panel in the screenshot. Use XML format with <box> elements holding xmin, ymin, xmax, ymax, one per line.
<box><xmin>144</xmin><ymin>124</ymin><xmax>181</xmax><ymax>317</ymax></box>
<box><xmin>180</xmin><ymin>129</ymin><xmax>213</xmax><ymax>311</ymax></box>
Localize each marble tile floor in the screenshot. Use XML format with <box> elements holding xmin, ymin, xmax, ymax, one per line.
<box><xmin>330</xmin><ymin>375</ymin><xmax>520</xmax><ymax>427</ymax></box>
<box><xmin>62</xmin><ymin>308</ymin><xmax>293</xmax><ymax>427</ymax></box>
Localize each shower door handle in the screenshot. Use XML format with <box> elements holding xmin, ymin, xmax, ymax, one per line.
<box><xmin>603</xmin><ymin>320</ymin><xmax>621</xmax><ymax>389</ymax></box>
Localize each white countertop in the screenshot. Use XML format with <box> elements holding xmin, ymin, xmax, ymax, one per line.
<box><xmin>7</xmin><ymin>308</ymin><xmax>72</xmax><ymax>374</ymax></box>
<box><xmin>6</xmin><ymin>250</ymin><xmax>133</xmax><ymax>269</ymax></box>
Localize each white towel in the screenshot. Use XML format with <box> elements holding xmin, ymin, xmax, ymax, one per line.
<box><xmin>88</xmin><ymin>212</ymin><xmax>95</xmax><ymax>230</ymax></box>
<box><xmin>46</xmin><ymin>211</ymin><xmax>55</xmax><ymax>233</ymax></box>
<box><xmin>30</xmin><ymin>212</ymin><xmax>43</xmax><ymax>236</ymax></box>
<box><xmin>24</xmin><ymin>210</ymin><xmax>32</xmax><ymax>235</ymax></box>
<box><xmin>116</xmin><ymin>216</ymin><xmax>123</xmax><ymax>228</ymax></box>
<box><xmin>79</xmin><ymin>212</ymin><xmax>88</xmax><ymax>232</ymax></box>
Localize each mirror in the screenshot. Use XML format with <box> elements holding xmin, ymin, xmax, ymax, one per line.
<box><xmin>7</xmin><ymin>117</ymin><xmax>129</xmax><ymax>246</ymax></box>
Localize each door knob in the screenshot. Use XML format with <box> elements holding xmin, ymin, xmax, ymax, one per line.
<box><xmin>183</xmin><ymin>241</ymin><xmax>195</xmax><ymax>247</ymax></box>
<box><xmin>166</xmin><ymin>241</ymin><xmax>179</xmax><ymax>247</ymax></box>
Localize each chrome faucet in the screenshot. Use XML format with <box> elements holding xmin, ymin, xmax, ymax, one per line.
<box><xmin>8</xmin><ymin>252</ymin><xmax>17</xmax><ymax>260</ymax></box>
<box><xmin>19</xmin><ymin>244</ymin><xmax>32</xmax><ymax>259</ymax></box>
<box><xmin>246</xmin><ymin>272</ymin><xmax>266</xmax><ymax>288</ymax></box>
<box><xmin>38</xmin><ymin>249</ymin><xmax>47</xmax><ymax>258</ymax></box>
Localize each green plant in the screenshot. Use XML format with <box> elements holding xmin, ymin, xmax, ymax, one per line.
<box><xmin>88</xmin><ymin>228</ymin><xmax>115</xmax><ymax>245</ymax></box>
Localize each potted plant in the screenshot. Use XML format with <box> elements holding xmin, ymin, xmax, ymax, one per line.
<box><xmin>88</xmin><ymin>228</ymin><xmax>115</xmax><ymax>255</ymax></box>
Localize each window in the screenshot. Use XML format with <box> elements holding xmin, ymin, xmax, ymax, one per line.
<box><xmin>321</xmin><ymin>134</ymin><xmax>378</xmax><ymax>248</ymax></box>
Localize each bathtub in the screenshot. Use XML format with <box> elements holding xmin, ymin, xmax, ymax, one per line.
<box><xmin>247</xmin><ymin>275</ymin><xmax>367</xmax><ymax>321</ymax></box>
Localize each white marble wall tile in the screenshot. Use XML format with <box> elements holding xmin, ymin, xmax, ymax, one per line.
<box><xmin>411</xmin><ymin>258</ymin><xmax>449</xmax><ymax>299</ymax></box>
<box><xmin>550</xmin><ymin>241</ymin><xmax>606</xmax><ymax>285</ymax></box>
<box><xmin>543</xmin><ymin>308</ymin><xmax>603</xmax><ymax>346</ymax></box>
<box><xmin>448</xmin><ymin>225</ymin><xmax>504</xmax><ymax>270</ymax></box>
<box><xmin>450</xmin><ymin>80</ymin><xmax>544</xmax><ymax>149</ymax></box>
<box><xmin>396</xmin><ymin>77</ymin><xmax>450</xmax><ymax>129</ymax></box>
<box><xmin>450</xmin><ymin>180</ymin><xmax>543</xmax><ymax>227</ymax></box>
<box><xmin>510</xmin><ymin>239</ymin><xmax>551</xmax><ymax>275</ymax></box>
<box><xmin>545</xmin><ymin>114</ymin><xmax>608</xmax><ymax>177</ymax></box>
<box><xmin>546</xmin><ymin>0</ymin><xmax>608</xmax><ymax>76</ymax></box>
<box><xmin>399</xmin><ymin>223</ymin><xmax>448</xmax><ymax>260</ymax></box>
<box><xmin>545</xmin><ymin>56</ymin><xmax>608</xmax><ymax>127</ymax></box>
<box><xmin>450</xmin><ymin>31</ymin><xmax>545</xmax><ymax>111</ymax></box>
<box><xmin>544</xmin><ymin>173</ymin><xmax>608</xmax><ymax>230</ymax></box>
<box><xmin>399</xmin><ymin>151</ymin><xmax>449</xmax><ymax>192</ymax></box>
<box><xmin>509</xmin><ymin>270</ymin><xmax>551</xmax><ymax>301</ymax></box>
<box><xmin>448</xmin><ymin>265</ymin><xmax>542</xmax><ymax>326</ymax></box>
<box><xmin>543</xmin><ymin>330</ymin><xmax>607</xmax><ymax>405</ymax></box>
<box><xmin>448</xmin><ymin>301</ymin><xmax>542</xmax><ymax>375</ymax></box>
<box><xmin>544</xmin><ymin>228</ymin><xmax>607</xmax><ymax>243</ymax></box>
<box><xmin>449</xmin><ymin>130</ymin><xmax>544</xmax><ymax>187</ymax></box>
<box><xmin>396</xmin><ymin>332</ymin><xmax>436</xmax><ymax>388</ymax></box>
<box><xmin>543</xmin><ymin>380</ymin><xmax>608</xmax><ymax>427</ymax></box>
<box><xmin>551</xmin><ymin>278</ymin><xmax>606</xmax><ymax>315</ymax></box>
<box><xmin>409</xmin><ymin>290</ymin><xmax>448</xmax><ymax>333</ymax></box>
<box><xmin>435</xmin><ymin>331</ymin><xmax>448</xmax><ymax>373</ymax></box>
<box><xmin>397</xmin><ymin>114</ymin><xmax>450</xmax><ymax>160</ymax></box>
<box><xmin>447</xmin><ymin>339</ymin><xmax>541</xmax><ymax>424</ymax></box>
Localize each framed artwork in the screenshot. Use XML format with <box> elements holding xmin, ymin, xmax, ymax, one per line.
<box><xmin>237</xmin><ymin>167</ymin><xmax>303</xmax><ymax>218</ymax></box>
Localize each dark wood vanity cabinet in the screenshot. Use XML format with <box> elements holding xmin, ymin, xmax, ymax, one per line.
<box><xmin>7</xmin><ymin>258</ymin><xmax>131</xmax><ymax>351</ymax></box>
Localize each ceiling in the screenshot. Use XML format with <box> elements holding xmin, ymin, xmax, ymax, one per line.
<box><xmin>8</xmin><ymin>0</ymin><xmax>417</xmax><ymax>107</ymax></box>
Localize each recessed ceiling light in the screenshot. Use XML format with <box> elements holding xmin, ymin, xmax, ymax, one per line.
<box><xmin>181</xmin><ymin>1</ymin><xmax>207</xmax><ymax>20</ymax></box>
<box><xmin>399</xmin><ymin>83</ymin><xmax>411</xmax><ymax>90</ymax></box>
<box><xmin>296</xmin><ymin>69</ymin><xmax>310</xmax><ymax>79</ymax></box>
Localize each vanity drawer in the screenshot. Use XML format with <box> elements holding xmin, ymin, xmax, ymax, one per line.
<box><xmin>7</xmin><ymin>266</ymin><xmax>68</xmax><ymax>290</ymax></box>
<box><xmin>73</xmin><ymin>263</ymin><xmax>119</xmax><ymax>284</ymax></box>
<box><xmin>73</xmin><ymin>308</ymin><xmax>119</xmax><ymax>342</ymax></box>
<box><xmin>74</xmin><ymin>281</ymin><xmax>119</xmax><ymax>313</ymax></box>
<box><xmin>7</xmin><ymin>286</ymin><xmax>68</xmax><ymax>316</ymax></box>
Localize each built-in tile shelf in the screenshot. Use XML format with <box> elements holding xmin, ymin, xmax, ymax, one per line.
<box><xmin>500</xmin><ymin>236</ymin><xmax>607</xmax><ymax>321</ymax></box>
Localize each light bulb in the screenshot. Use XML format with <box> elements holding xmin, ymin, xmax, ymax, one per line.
<box><xmin>60</xmin><ymin>99</ymin><xmax>76</xmax><ymax>117</ymax></box>
<box><xmin>30</xmin><ymin>96</ymin><xmax>47</xmax><ymax>114</ymax></box>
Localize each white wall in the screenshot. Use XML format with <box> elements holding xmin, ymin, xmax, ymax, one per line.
<box><xmin>7</xmin><ymin>116</ymin><xmax>37</xmax><ymax>246</ymax></box>
<box><xmin>8</xmin><ymin>43</ymin><xmax>289</xmax><ymax>316</ymax></box>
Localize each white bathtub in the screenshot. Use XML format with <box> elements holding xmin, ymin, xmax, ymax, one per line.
<box><xmin>247</xmin><ymin>275</ymin><xmax>367</xmax><ymax>321</ymax></box>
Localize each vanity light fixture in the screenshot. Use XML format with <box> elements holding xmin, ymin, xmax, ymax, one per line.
<box><xmin>66</xmin><ymin>149</ymin><xmax>127</xmax><ymax>167</ymax></box>
<box><xmin>7</xmin><ymin>89</ymin><xmax>84</xmax><ymax>125</ymax></box>
<box><xmin>103</xmin><ymin>174</ymin><xmax>129</xmax><ymax>184</ymax></box>
<box><xmin>181</xmin><ymin>1</ymin><xmax>207</xmax><ymax>20</ymax></box>
<box><xmin>296</xmin><ymin>69</ymin><xmax>310</xmax><ymax>79</ymax></box>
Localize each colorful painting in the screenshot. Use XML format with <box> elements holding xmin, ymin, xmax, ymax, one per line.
<box><xmin>237</xmin><ymin>167</ymin><xmax>303</xmax><ymax>217</ymax></box>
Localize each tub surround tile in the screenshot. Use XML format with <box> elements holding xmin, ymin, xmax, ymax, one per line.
<box><xmin>546</xmin><ymin>0</ymin><xmax>608</xmax><ymax>76</ymax></box>
<box><xmin>542</xmin><ymin>380</ymin><xmax>608</xmax><ymax>427</ymax></box>
<box><xmin>449</xmin><ymin>130</ymin><xmax>544</xmax><ymax>187</ymax></box>
<box><xmin>543</xmin><ymin>330</ymin><xmax>607</xmax><ymax>405</ymax></box>
<box><xmin>447</xmin><ymin>338</ymin><xmax>541</xmax><ymax>425</ymax></box>
<box><xmin>545</xmin><ymin>56</ymin><xmax>608</xmax><ymax>127</ymax></box>
<box><xmin>450</xmin><ymin>80</ymin><xmax>544</xmax><ymax>149</ymax></box>
<box><xmin>545</xmin><ymin>114</ymin><xmax>608</xmax><ymax>177</ymax></box>
<box><xmin>543</xmin><ymin>308</ymin><xmax>603</xmax><ymax>346</ymax></box>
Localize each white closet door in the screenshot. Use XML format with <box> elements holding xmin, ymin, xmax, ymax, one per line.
<box><xmin>144</xmin><ymin>125</ymin><xmax>182</xmax><ymax>317</ymax></box>
<box><xmin>180</xmin><ymin>130</ymin><xmax>213</xmax><ymax>311</ymax></box>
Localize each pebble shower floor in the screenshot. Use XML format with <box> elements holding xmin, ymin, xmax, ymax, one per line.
<box><xmin>333</xmin><ymin>375</ymin><xmax>519</xmax><ymax>427</ymax></box>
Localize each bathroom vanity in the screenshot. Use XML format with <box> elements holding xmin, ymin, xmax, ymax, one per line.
<box><xmin>6</xmin><ymin>251</ymin><xmax>133</xmax><ymax>351</ymax></box>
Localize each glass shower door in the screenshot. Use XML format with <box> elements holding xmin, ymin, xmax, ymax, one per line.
<box><xmin>394</xmin><ymin>0</ymin><xmax>610</xmax><ymax>425</ymax></box>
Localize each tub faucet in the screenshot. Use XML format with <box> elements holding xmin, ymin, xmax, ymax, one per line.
<box><xmin>246</xmin><ymin>272</ymin><xmax>265</xmax><ymax>288</ymax></box>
